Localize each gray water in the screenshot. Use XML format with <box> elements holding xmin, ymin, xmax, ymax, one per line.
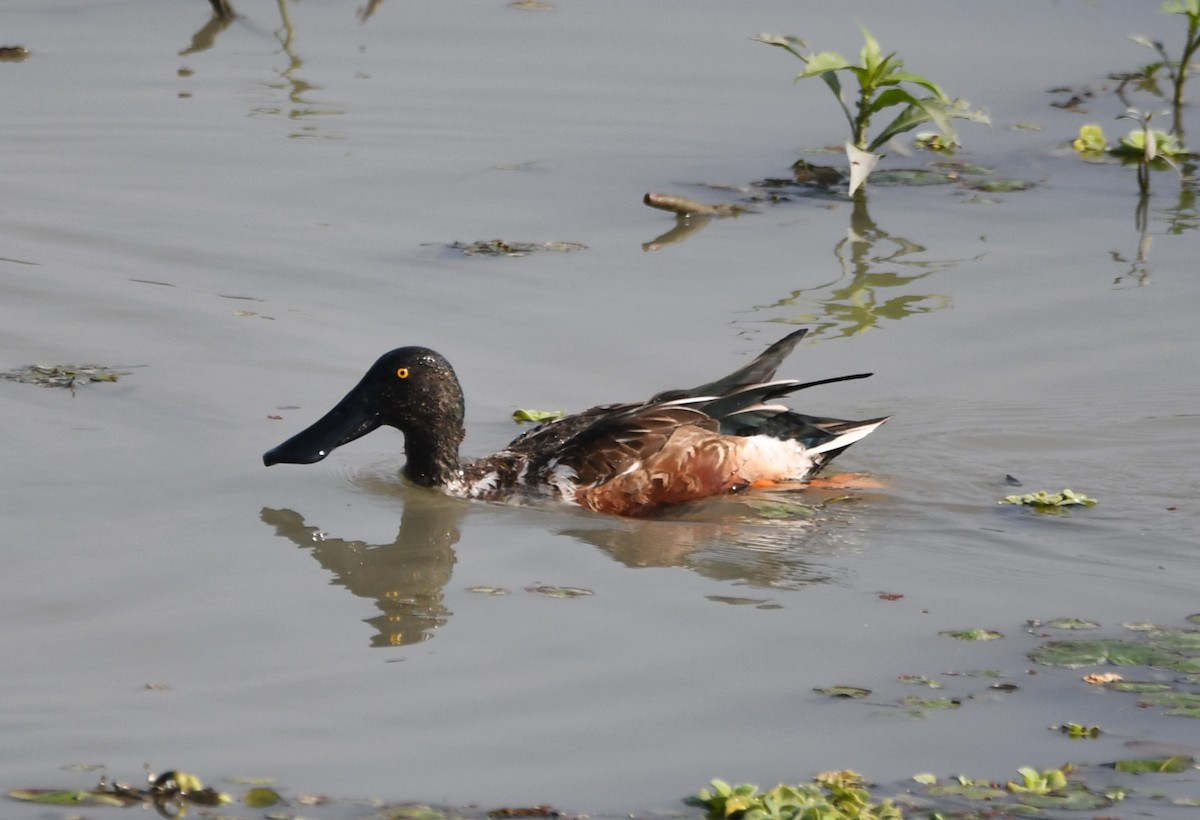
<box><xmin>2</xmin><ymin>0</ymin><xmax>1198</xmax><ymax>815</ymax></box>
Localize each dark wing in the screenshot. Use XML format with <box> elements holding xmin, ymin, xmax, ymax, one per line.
<box><xmin>507</xmin><ymin>399</ymin><xmax>719</xmax><ymax>490</ymax></box>
<box><xmin>648</xmin><ymin>327</ymin><xmax>809</xmax><ymax>402</ymax></box>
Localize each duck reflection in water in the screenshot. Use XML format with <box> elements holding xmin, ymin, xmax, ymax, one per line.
<box><xmin>261</xmin><ymin>480</ymin><xmax>881</xmax><ymax>647</ymax></box>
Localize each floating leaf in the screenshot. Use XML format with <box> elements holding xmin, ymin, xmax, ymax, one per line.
<box><xmin>1048</xmin><ymin>618</ymin><xmax>1100</xmax><ymax>630</ymax></box>
<box><xmin>897</xmin><ymin>675</ymin><xmax>944</xmax><ymax>688</ymax></box>
<box><xmin>512</xmin><ymin>408</ymin><xmax>565</xmax><ymax>424</ymax></box>
<box><xmin>1032</xmin><ymin>639</ymin><xmax>1178</xmax><ymax>669</ymax></box>
<box><xmin>1137</xmin><ymin>692</ymin><xmax>1200</xmax><ymax>719</ymax></box>
<box><xmin>1</xmin><ymin>364</ymin><xmax>132</xmax><ymax>388</ymax></box>
<box><xmin>466</xmin><ymin>586</ymin><xmax>510</xmax><ymax>595</ymax></box>
<box><xmin>1113</xmin><ymin>755</ymin><xmax>1195</xmax><ymax>773</ymax></box>
<box><xmin>243</xmin><ymin>787</ymin><xmax>281</xmax><ymax>807</ymax></box>
<box><xmin>968</xmin><ymin>178</ymin><xmax>1033</xmax><ymax>193</ymax></box>
<box><xmin>941</xmin><ymin>629</ymin><xmax>1003</xmax><ymax>641</ymax></box>
<box><xmin>1001</xmin><ymin>489</ymin><xmax>1097</xmax><ymax>508</ymax></box>
<box><xmin>524</xmin><ymin>585</ymin><xmax>593</xmax><ymax>598</ymax></box>
<box><xmin>899</xmin><ymin>695</ymin><xmax>960</xmax><ymax>709</ymax></box>
<box><xmin>1109</xmin><ymin>680</ymin><xmax>1172</xmax><ymax>693</ymax></box>
<box><xmin>1008</xmin><ymin>765</ymin><xmax>1069</xmax><ymax>795</ymax></box>
<box><xmin>1083</xmin><ymin>672</ymin><xmax>1122</xmax><ymax>684</ymax></box>
<box><xmin>6</xmin><ymin>789</ymin><xmax>129</xmax><ymax>807</ymax></box>
<box><xmin>447</xmin><ymin>239</ymin><xmax>586</xmax><ymax>257</ymax></box>
<box><xmin>814</xmin><ymin>685</ymin><xmax>872</xmax><ymax>699</ymax></box>
<box><xmin>1073</xmin><ymin>124</ymin><xmax>1108</xmax><ymax>153</ymax></box>
<box><xmin>1059</xmin><ymin>722</ymin><xmax>1101</xmax><ymax>739</ymax></box>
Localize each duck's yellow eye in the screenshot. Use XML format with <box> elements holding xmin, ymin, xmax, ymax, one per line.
<box><xmin>396</xmin><ymin>367</ymin><xmax>410</xmax><ymax>379</ymax></box>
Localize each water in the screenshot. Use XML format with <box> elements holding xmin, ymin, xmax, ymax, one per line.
<box><xmin>2</xmin><ymin>0</ymin><xmax>1198</xmax><ymax>814</ymax></box>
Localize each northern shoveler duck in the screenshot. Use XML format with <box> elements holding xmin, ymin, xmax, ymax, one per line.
<box><xmin>263</xmin><ymin>329</ymin><xmax>888</xmax><ymax>517</ymax></box>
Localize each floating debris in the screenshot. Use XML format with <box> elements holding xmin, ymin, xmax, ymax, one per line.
<box><xmin>448</xmin><ymin>239</ymin><xmax>586</xmax><ymax>257</ymax></box>
<box><xmin>1</xmin><ymin>364</ymin><xmax>131</xmax><ymax>388</ymax></box>
<box><xmin>0</xmin><ymin>46</ymin><xmax>29</xmax><ymax>62</ymax></box>
<box><xmin>941</xmin><ymin>628</ymin><xmax>1004</xmax><ymax>641</ymax></box>
<box><xmin>524</xmin><ymin>584</ymin><xmax>593</xmax><ymax>599</ymax></box>
<box><xmin>642</xmin><ymin>192</ymin><xmax>750</xmax><ymax>217</ymax></box>
<box><xmin>813</xmin><ymin>685</ymin><xmax>872</xmax><ymax>699</ymax></box>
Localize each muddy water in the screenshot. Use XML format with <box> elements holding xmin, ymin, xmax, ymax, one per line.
<box><xmin>2</xmin><ymin>0</ymin><xmax>1198</xmax><ymax>814</ymax></box>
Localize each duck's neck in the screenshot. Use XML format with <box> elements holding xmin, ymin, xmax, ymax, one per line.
<box><xmin>401</xmin><ymin>420</ymin><xmax>464</xmax><ymax>488</ymax></box>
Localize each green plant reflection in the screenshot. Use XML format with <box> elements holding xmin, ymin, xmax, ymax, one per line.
<box><xmin>178</xmin><ymin>0</ymin><xmax>345</xmax><ymax>137</ymax></box>
<box><xmin>1111</xmin><ymin>160</ymin><xmax>1198</xmax><ymax>288</ymax></box>
<box><xmin>757</xmin><ymin>193</ymin><xmax>970</xmax><ymax>339</ymax></box>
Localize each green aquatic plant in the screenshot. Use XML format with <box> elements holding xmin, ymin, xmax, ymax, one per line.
<box><xmin>693</xmin><ymin>771</ymin><xmax>901</xmax><ymax>820</ymax></box>
<box><xmin>756</xmin><ymin>26</ymin><xmax>988</xmax><ymax>193</ymax></box>
<box><xmin>511</xmin><ymin>408</ymin><xmax>566</xmax><ymax>424</ymax></box>
<box><xmin>1125</xmin><ymin>0</ymin><xmax>1200</xmax><ymax>139</ymax></box>
<box><xmin>1060</xmin><ymin>722</ymin><xmax>1102</xmax><ymax>739</ymax></box>
<box><xmin>1008</xmin><ymin>766</ymin><xmax>1068</xmax><ymax>795</ymax></box>
<box><xmin>1000</xmin><ymin>489</ymin><xmax>1097</xmax><ymax>509</ymax></box>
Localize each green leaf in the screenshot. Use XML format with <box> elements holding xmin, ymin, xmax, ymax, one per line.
<box><xmin>1113</xmin><ymin>755</ymin><xmax>1195</xmax><ymax>773</ymax></box>
<box><xmin>243</xmin><ymin>787</ymin><xmax>281</xmax><ymax>807</ymax></box>
<box><xmin>6</xmin><ymin>789</ymin><xmax>128</xmax><ymax>806</ymax></box>
<box><xmin>1001</xmin><ymin>489</ymin><xmax>1097</xmax><ymax>508</ymax></box>
<box><xmin>512</xmin><ymin>408</ymin><xmax>565</xmax><ymax>424</ymax></box>
<box><xmin>814</xmin><ymin>685</ymin><xmax>872</xmax><ymax>698</ymax></box>
<box><xmin>941</xmin><ymin>629</ymin><xmax>1003</xmax><ymax>641</ymax></box>
<box><xmin>798</xmin><ymin>50</ymin><xmax>855</xmax><ymax>78</ymax></box>
<box><xmin>1073</xmin><ymin>124</ymin><xmax>1108</xmax><ymax>153</ymax></box>
<box><xmin>858</xmin><ymin>25</ymin><xmax>884</xmax><ymax>72</ymax></box>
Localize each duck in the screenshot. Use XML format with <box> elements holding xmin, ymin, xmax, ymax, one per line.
<box><xmin>263</xmin><ymin>328</ymin><xmax>888</xmax><ymax>517</ymax></box>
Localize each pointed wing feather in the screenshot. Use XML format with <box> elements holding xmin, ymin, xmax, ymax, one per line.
<box><xmin>648</xmin><ymin>328</ymin><xmax>809</xmax><ymax>402</ymax></box>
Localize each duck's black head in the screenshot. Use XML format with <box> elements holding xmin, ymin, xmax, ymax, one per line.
<box><xmin>263</xmin><ymin>347</ymin><xmax>466</xmax><ymax>486</ymax></box>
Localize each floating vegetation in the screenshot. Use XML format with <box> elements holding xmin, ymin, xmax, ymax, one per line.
<box><xmin>814</xmin><ymin>685</ymin><xmax>872</xmax><ymax>699</ymax></box>
<box><xmin>1046</xmin><ymin>617</ymin><xmax>1101</xmax><ymax>630</ymax></box>
<box><xmin>1059</xmin><ymin>722</ymin><xmax>1102</xmax><ymax>738</ymax></box>
<box><xmin>643</xmin><ymin>192</ymin><xmax>751</xmax><ymax>217</ymax></box>
<box><xmin>1030</xmin><ymin>617</ymin><xmax>1200</xmax><ymax>719</ymax></box>
<box><xmin>1</xmin><ymin>364</ymin><xmax>131</xmax><ymax>388</ymax></box>
<box><xmin>896</xmin><ymin>675</ymin><xmax>944</xmax><ymax>689</ymax></box>
<box><xmin>898</xmin><ymin>694</ymin><xmax>960</xmax><ymax>710</ymax></box>
<box><xmin>966</xmin><ymin>177</ymin><xmax>1034</xmax><ymax>193</ymax></box>
<box><xmin>1000</xmin><ymin>489</ymin><xmax>1098</xmax><ymax>509</ymax></box>
<box><xmin>940</xmin><ymin>629</ymin><xmax>1004</xmax><ymax>641</ymax></box>
<box><xmin>447</xmin><ymin>239</ymin><xmax>586</xmax><ymax>257</ymax></box>
<box><xmin>691</xmin><ymin>770</ymin><xmax>900</xmax><ymax>820</ymax></box>
<box><xmin>1114</xmin><ymin>755</ymin><xmax>1195</xmax><ymax>774</ymax></box>
<box><xmin>920</xmin><ymin>765</ymin><xmax>1123</xmax><ymax>812</ymax></box>
<box><xmin>8</xmin><ymin>769</ymin><xmax>229</xmax><ymax>809</ymax></box>
<box><xmin>512</xmin><ymin>408</ymin><xmax>566</xmax><ymax>424</ymax></box>
<box><xmin>524</xmin><ymin>585</ymin><xmax>593</xmax><ymax>598</ymax></box>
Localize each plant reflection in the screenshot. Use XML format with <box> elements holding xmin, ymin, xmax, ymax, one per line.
<box><xmin>758</xmin><ymin>193</ymin><xmax>967</xmax><ymax>339</ymax></box>
<box><xmin>1111</xmin><ymin>161</ymin><xmax>1198</xmax><ymax>288</ymax></box>
<box><xmin>179</xmin><ymin>6</ymin><xmax>235</xmax><ymax>56</ymax></box>
<box><xmin>260</xmin><ymin>488</ymin><xmax>866</xmax><ymax>647</ymax></box>
<box><xmin>178</xmin><ymin>0</ymin><xmax>345</xmax><ymax>137</ymax></box>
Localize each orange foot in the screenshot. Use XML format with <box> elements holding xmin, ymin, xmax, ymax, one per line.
<box><xmin>807</xmin><ymin>472</ymin><xmax>888</xmax><ymax>490</ymax></box>
<box><xmin>748</xmin><ymin>472</ymin><xmax>887</xmax><ymax>492</ymax></box>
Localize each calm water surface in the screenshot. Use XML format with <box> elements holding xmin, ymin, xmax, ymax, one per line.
<box><xmin>2</xmin><ymin>0</ymin><xmax>1198</xmax><ymax>814</ymax></box>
